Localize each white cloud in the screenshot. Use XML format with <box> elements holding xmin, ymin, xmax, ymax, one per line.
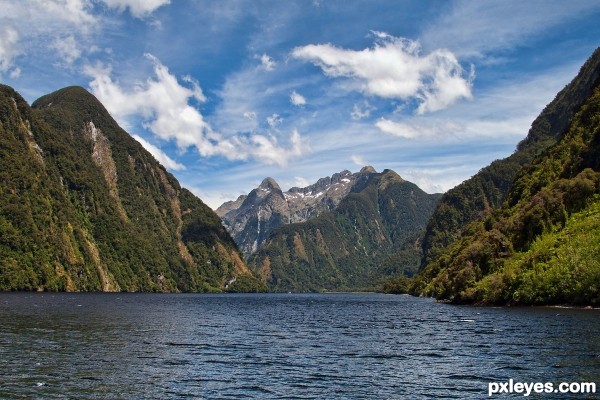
<box><xmin>375</xmin><ymin>119</ymin><xmax>419</xmax><ymax>139</ymax></box>
<box><xmin>33</xmin><ymin>0</ymin><xmax>97</xmax><ymax>29</ymax></box>
<box><xmin>243</xmin><ymin>111</ymin><xmax>257</xmax><ymax>121</ymax></box>
<box><xmin>375</xmin><ymin>60</ymin><xmax>579</xmax><ymax>144</ymax></box>
<box><xmin>239</xmin><ymin>128</ymin><xmax>309</xmax><ymax>166</ymax></box>
<box><xmin>259</xmin><ymin>53</ymin><xmax>276</xmax><ymax>71</ymax></box>
<box><xmin>376</xmin><ymin>118</ymin><xmax>459</xmax><ymax>140</ymax></box>
<box><xmin>101</xmin><ymin>0</ymin><xmax>171</xmax><ymax>18</ymax></box>
<box><xmin>294</xmin><ymin>176</ymin><xmax>310</xmax><ymax>187</ymax></box>
<box><xmin>290</xmin><ymin>90</ymin><xmax>306</xmax><ymax>106</ymax></box>
<box><xmin>0</xmin><ymin>26</ymin><xmax>19</xmax><ymax>73</ymax></box>
<box><xmin>421</xmin><ymin>0</ymin><xmax>600</xmax><ymax>59</ymax></box>
<box><xmin>292</xmin><ymin>34</ymin><xmax>472</xmax><ymax>113</ymax></box>
<box><xmin>8</xmin><ymin>66</ymin><xmax>20</xmax><ymax>78</ymax></box>
<box><xmin>85</xmin><ymin>54</ymin><xmax>308</xmax><ymax>167</ymax></box>
<box><xmin>401</xmin><ymin>169</ymin><xmax>452</xmax><ymax>194</ymax></box>
<box><xmin>0</xmin><ymin>0</ymin><xmax>98</xmax><ymax>74</ymax></box>
<box><xmin>52</xmin><ymin>35</ymin><xmax>82</xmax><ymax>65</ymax></box>
<box><xmin>267</xmin><ymin>113</ymin><xmax>283</xmax><ymax>128</ymax></box>
<box><xmin>132</xmin><ymin>135</ymin><xmax>186</xmax><ymax>171</ymax></box>
<box><xmin>84</xmin><ymin>54</ymin><xmax>215</xmax><ymax>151</ymax></box>
<box><xmin>351</xmin><ymin>155</ymin><xmax>368</xmax><ymax>166</ymax></box>
<box><xmin>350</xmin><ymin>101</ymin><xmax>374</xmax><ymax>120</ymax></box>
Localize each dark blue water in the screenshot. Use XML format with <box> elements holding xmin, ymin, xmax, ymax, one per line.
<box><xmin>0</xmin><ymin>293</ymin><xmax>598</xmax><ymax>399</ymax></box>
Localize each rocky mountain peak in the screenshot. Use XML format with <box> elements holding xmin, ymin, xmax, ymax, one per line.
<box><xmin>259</xmin><ymin>177</ymin><xmax>281</xmax><ymax>192</ymax></box>
<box><xmin>360</xmin><ymin>165</ymin><xmax>376</xmax><ymax>174</ymax></box>
<box><xmin>219</xmin><ymin>167</ymin><xmax>378</xmax><ymax>257</ymax></box>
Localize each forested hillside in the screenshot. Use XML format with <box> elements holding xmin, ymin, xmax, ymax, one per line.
<box><xmin>413</xmin><ymin>76</ymin><xmax>600</xmax><ymax>305</ymax></box>
<box><xmin>421</xmin><ymin>48</ymin><xmax>600</xmax><ymax>265</ymax></box>
<box><xmin>248</xmin><ymin>169</ymin><xmax>441</xmax><ymax>291</ymax></box>
<box><xmin>0</xmin><ymin>85</ymin><xmax>263</xmax><ymax>292</ymax></box>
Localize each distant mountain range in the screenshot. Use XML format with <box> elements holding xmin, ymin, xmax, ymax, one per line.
<box><xmin>0</xmin><ymin>85</ymin><xmax>262</xmax><ymax>292</ymax></box>
<box><xmin>216</xmin><ymin>167</ymin><xmax>374</xmax><ymax>256</ymax></box>
<box><xmin>218</xmin><ymin>168</ymin><xmax>441</xmax><ymax>291</ymax></box>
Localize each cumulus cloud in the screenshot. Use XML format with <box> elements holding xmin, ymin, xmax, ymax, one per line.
<box><xmin>292</xmin><ymin>34</ymin><xmax>472</xmax><ymax>114</ymax></box>
<box><xmin>290</xmin><ymin>90</ymin><xmax>307</xmax><ymax>106</ymax></box>
<box><xmin>241</xmin><ymin>128</ymin><xmax>309</xmax><ymax>166</ymax></box>
<box><xmin>101</xmin><ymin>0</ymin><xmax>171</xmax><ymax>18</ymax></box>
<box><xmin>132</xmin><ymin>135</ymin><xmax>186</xmax><ymax>171</ymax></box>
<box><xmin>84</xmin><ymin>54</ymin><xmax>308</xmax><ymax>167</ymax></box>
<box><xmin>84</xmin><ymin>54</ymin><xmax>215</xmax><ymax>151</ymax></box>
<box><xmin>259</xmin><ymin>53</ymin><xmax>276</xmax><ymax>71</ymax></box>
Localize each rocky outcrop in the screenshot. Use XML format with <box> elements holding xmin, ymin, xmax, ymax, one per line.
<box><xmin>216</xmin><ymin>167</ymin><xmax>376</xmax><ymax>257</ymax></box>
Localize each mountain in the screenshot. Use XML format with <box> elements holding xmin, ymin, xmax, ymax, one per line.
<box><xmin>421</xmin><ymin>47</ymin><xmax>600</xmax><ymax>265</ymax></box>
<box><xmin>413</xmin><ymin>48</ymin><xmax>600</xmax><ymax>305</ymax></box>
<box><xmin>216</xmin><ymin>168</ymin><xmax>370</xmax><ymax>256</ymax></box>
<box><xmin>247</xmin><ymin>169</ymin><xmax>442</xmax><ymax>292</ymax></box>
<box><xmin>0</xmin><ymin>85</ymin><xmax>263</xmax><ymax>292</ymax></box>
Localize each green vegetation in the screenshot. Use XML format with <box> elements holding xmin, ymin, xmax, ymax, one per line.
<box><xmin>421</xmin><ymin>47</ymin><xmax>600</xmax><ymax>265</ymax></box>
<box><xmin>248</xmin><ymin>170</ymin><xmax>441</xmax><ymax>292</ymax></box>
<box><xmin>0</xmin><ymin>85</ymin><xmax>258</xmax><ymax>292</ymax></box>
<box><xmin>414</xmin><ymin>81</ymin><xmax>600</xmax><ymax>306</ymax></box>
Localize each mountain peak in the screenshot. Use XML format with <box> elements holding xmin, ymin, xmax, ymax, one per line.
<box><xmin>32</xmin><ymin>86</ymin><xmax>99</xmax><ymax>109</ymax></box>
<box><xmin>1</xmin><ymin>84</ymin><xmax>257</xmax><ymax>293</ymax></box>
<box><xmin>360</xmin><ymin>165</ymin><xmax>376</xmax><ymax>174</ymax></box>
<box><xmin>259</xmin><ymin>177</ymin><xmax>281</xmax><ymax>191</ymax></box>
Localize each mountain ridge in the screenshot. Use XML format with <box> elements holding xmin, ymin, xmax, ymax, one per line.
<box><xmin>0</xmin><ymin>84</ymin><xmax>262</xmax><ymax>292</ymax></box>
<box><xmin>216</xmin><ymin>167</ymin><xmax>376</xmax><ymax>256</ymax></box>
<box><xmin>409</xmin><ymin>47</ymin><xmax>600</xmax><ymax>305</ymax></box>
<box><xmin>421</xmin><ymin>47</ymin><xmax>600</xmax><ymax>266</ymax></box>
<box><xmin>247</xmin><ymin>169</ymin><xmax>441</xmax><ymax>292</ymax></box>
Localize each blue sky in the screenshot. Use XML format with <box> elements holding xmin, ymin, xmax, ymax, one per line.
<box><xmin>1</xmin><ymin>0</ymin><xmax>599</xmax><ymax>209</ymax></box>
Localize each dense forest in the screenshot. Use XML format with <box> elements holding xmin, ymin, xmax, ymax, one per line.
<box><xmin>421</xmin><ymin>48</ymin><xmax>600</xmax><ymax>265</ymax></box>
<box><xmin>395</xmin><ymin>48</ymin><xmax>600</xmax><ymax>305</ymax></box>
<box><xmin>0</xmin><ymin>85</ymin><xmax>264</xmax><ymax>292</ymax></box>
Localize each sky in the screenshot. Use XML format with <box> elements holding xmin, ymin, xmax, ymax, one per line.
<box><xmin>1</xmin><ymin>0</ymin><xmax>599</xmax><ymax>209</ymax></box>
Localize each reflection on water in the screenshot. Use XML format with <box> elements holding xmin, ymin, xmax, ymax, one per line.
<box><xmin>0</xmin><ymin>293</ymin><xmax>599</xmax><ymax>399</ymax></box>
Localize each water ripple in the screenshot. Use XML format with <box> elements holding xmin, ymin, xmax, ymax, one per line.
<box><xmin>0</xmin><ymin>293</ymin><xmax>599</xmax><ymax>399</ymax></box>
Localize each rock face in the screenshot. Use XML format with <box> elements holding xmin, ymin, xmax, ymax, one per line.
<box><xmin>0</xmin><ymin>85</ymin><xmax>261</xmax><ymax>292</ymax></box>
<box><xmin>216</xmin><ymin>167</ymin><xmax>374</xmax><ymax>256</ymax></box>
<box><xmin>247</xmin><ymin>169</ymin><xmax>442</xmax><ymax>292</ymax></box>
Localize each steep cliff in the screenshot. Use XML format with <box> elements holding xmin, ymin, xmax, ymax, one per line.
<box><xmin>421</xmin><ymin>47</ymin><xmax>600</xmax><ymax>265</ymax></box>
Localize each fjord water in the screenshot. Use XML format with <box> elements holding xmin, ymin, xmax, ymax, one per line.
<box><xmin>0</xmin><ymin>293</ymin><xmax>598</xmax><ymax>399</ymax></box>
